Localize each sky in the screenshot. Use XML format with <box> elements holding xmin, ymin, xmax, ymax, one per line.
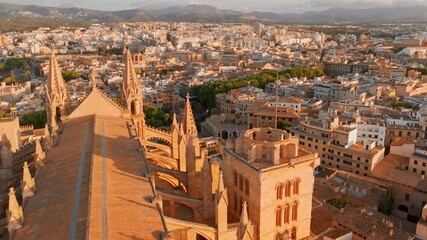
<box><xmin>1</xmin><ymin>0</ymin><xmax>427</xmax><ymax>13</ymax></box>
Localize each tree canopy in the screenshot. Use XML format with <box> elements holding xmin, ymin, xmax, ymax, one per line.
<box><xmin>413</xmin><ymin>67</ymin><xmax>427</xmax><ymax>75</ymax></box>
<box><xmin>143</xmin><ymin>106</ymin><xmax>173</xmax><ymax>128</ymax></box>
<box><xmin>378</xmin><ymin>187</ymin><xmax>393</xmax><ymax>216</ymax></box>
<box><xmin>20</xmin><ymin>110</ymin><xmax>47</xmax><ymax>129</ymax></box>
<box><xmin>62</xmin><ymin>70</ymin><xmax>79</xmax><ymax>81</ymax></box>
<box><xmin>195</xmin><ymin>68</ymin><xmax>324</xmax><ymax>109</ymax></box>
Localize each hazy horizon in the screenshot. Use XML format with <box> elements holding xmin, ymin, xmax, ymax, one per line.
<box><xmin>0</xmin><ymin>0</ymin><xmax>427</xmax><ymax>13</ymax></box>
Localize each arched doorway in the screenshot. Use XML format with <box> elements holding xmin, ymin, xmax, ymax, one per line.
<box><xmin>398</xmin><ymin>204</ymin><xmax>409</xmax><ymax>212</ymax></box>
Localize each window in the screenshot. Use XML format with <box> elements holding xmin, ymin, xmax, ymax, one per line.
<box><xmin>234</xmin><ymin>171</ymin><xmax>238</xmax><ymax>187</ymax></box>
<box><xmin>293</xmin><ymin>178</ymin><xmax>300</xmax><ymax>195</ymax></box>
<box><xmin>245</xmin><ymin>179</ymin><xmax>249</xmax><ymax>196</ymax></box>
<box><xmin>276</xmin><ymin>183</ymin><xmax>283</xmax><ymax>200</ymax></box>
<box><xmin>239</xmin><ymin>175</ymin><xmax>243</xmax><ymax>191</ymax></box>
<box><xmin>285</xmin><ymin>181</ymin><xmax>291</xmax><ymax>197</ymax></box>
<box><xmin>276</xmin><ymin>206</ymin><xmax>282</xmax><ymax>227</ymax></box>
<box><xmin>414</xmin><ymin>160</ymin><xmax>418</xmax><ymax>165</ymax></box>
<box><xmin>405</xmin><ymin>193</ymin><xmax>410</xmax><ymax>201</ymax></box>
<box><xmin>291</xmin><ymin>227</ymin><xmax>297</xmax><ymax>240</ymax></box>
<box><xmin>292</xmin><ymin>201</ymin><xmax>298</xmax><ymax>221</ymax></box>
<box><xmin>423</xmin><ymin>162</ymin><xmax>426</xmax><ymax>167</ymax></box>
<box><xmin>284</xmin><ymin>204</ymin><xmax>290</xmax><ymax>224</ymax></box>
<box><xmin>365</xmin><ymin>166</ymin><xmax>368</xmax><ymax>170</ymax></box>
<box><xmin>422</xmin><ymin>170</ymin><xmax>425</xmax><ymax>176</ymax></box>
<box><xmin>413</xmin><ymin>168</ymin><xmax>417</xmax><ymax>173</ymax></box>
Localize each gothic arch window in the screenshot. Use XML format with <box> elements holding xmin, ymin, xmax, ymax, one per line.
<box><xmin>276</xmin><ymin>206</ymin><xmax>282</xmax><ymax>227</ymax></box>
<box><xmin>291</xmin><ymin>227</ymin><xmax>297</xmax><ymax>240</ymax></box>
<box><xmin>276</xmin><ymin>183</ymin><xmax>283</xmax><ymax>200</ymax></box>
<box><xmin>293</xmin><ymin>178</ymin><xmax>301</xmax><ymax>195</ymax></box>
<box><xmin>292</xmin><ymin>201</ymin><xmax>298</xmax><ymax>221</ymax></box>
<box><xmin>284</xmin><ymin>203</ymin><xmax>290</xmax><ymax>224</ymax></box>
<box><xmin>285</xmin><ymin>181</ymin><xmax>291</xmax><ymax>197</ymax></box>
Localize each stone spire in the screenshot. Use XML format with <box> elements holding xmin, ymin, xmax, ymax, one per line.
<box><xmin>90</xmin><ymin>71</ymin><xmax>97</xmax><ymax>89</ymax></box>
<box><xmin>178</xmin><ymin>123</ymin><xmax>187</xmax><ymax>170</ymax></box>
<box><xmin>215</xmin><ymin>171</ymin><xmax>228</xmax><ymax>235</ymax></box>
<box><xmin>171</xmin><ymin>113</ymin><xmax>178</xmax><ymax>130</ymax></box>
<box><xmin>171</xmin><ymin>113</ymin><xmax>179</xmax><ymax>159</ymax></box>
<box><xmin>179</xmin><ymin>122</ymin><xmax>184</xmax><ymax>138</ymax></box>
<box><xmin>45</xmin><ymin>50</ymin><xmax>70</xmax><ymax>131</ymax></box>
<box><xmin>216</xmin><ymin>171</ymin><xmax>226</xmax><ymax>196</ymax></box>
<box><xmin>22</xmin><ymin>162</ymin><xmax>35</xmax><ymax>201</ymax></box>
<box><xmin>1</xmin><ymin>133</ymin><xmax>13</xmax><ymax>169</ymax></box>
<box><xmin>182</xmin><ymin>93</ymin><xmax>197</xmax><ymax>136</ymax></box>
<box><xmin>34</xmin><ymin>138</ymin><xmax>45</xmax><ymax>169</ymax></box>
<box><xmin>185</xmin><ymin>136</ymin><xmax>197</xmax><ymax>174</ymax></box>
<box><xmin>121</xmin><ymin>47</ymin><xmax>143</xmax><ymax>115</ymax></box>
<box><xmin>43</xmin><ymin>124</ymin><xmax>52</xmax><ymax>150</ymax></box>
<box><xmin>7</xmin><ymin>187</ymin><xmax>24</xmax><ymax>233</ymax></box>
<box><xmin>237</xmin><ymin>201</ymin><xmax>254</xmax><ymax>240</ymax></box>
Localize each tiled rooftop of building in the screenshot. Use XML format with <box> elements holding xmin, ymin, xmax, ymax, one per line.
<box><xmin>371</xmin><ymin>154</ymin><xmax>421</xmax><ymax>188</ymax></box>
<box><xmin>334</xmin><ymin>206</ymin><xmax>413</xmax><ymax>240</ymax></box>
<box><xmin>14</xmin><ymin>115</ymin><xmax>164</xmax><ymax>239</ymax></box>
<box><xmin>391</xmin><ymin>136</ymin><xmax>416</xmax><ymax>146</ymax></box>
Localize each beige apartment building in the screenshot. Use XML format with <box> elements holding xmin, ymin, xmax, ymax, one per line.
<box><xmin>290</xmin><ymin>109</ymin><xmax>385</xmax><ymax>176</ymax></box>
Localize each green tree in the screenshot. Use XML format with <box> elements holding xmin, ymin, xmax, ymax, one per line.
<box><xmin>143</xmin><ymin>106</ymin><xmax>173</xmax><ymax>128</ymax></box>
<box><xmin>391</xmin><ymin>102</ymin><xmax>413</xmax><ymax>109</ymax></box>
<box><xmin>20</xmin><ymin>110</ymin><xmax>47</xmax><ymax>128</ymax></box>
<box><xmin>62</xmin><ymin>70</ymin><xmax>79</xmax><ymax>81</ymax></box>
<box><xmin>277</xmin><ymin>121</ymin><xmax>293</xmax><ymax>130</ymax></box>
<box><xmin>328</xmin><ymin>198</ymin><xmax>350</xmax><ymax>209</ymax></box>
<box><xmin>378</xmin><ymin>188</ymin><xmax>393</xmax><ymax>216</ymax></box>
<box><xmin>195</xmin><ymin>67</ymin><xmax>324</xmax><ymax>109</ymax></box>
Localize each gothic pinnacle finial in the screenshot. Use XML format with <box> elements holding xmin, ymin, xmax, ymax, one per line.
<box><xmin>240</xmin><ymin>201</ymin><xmax>249</xmax><ymax>225</ymax></box>
<box><xmin>7</xmin><ymin>187</ymin><xmax>24</xmax><ymax>233</ymax></box>
<box><xmin>217</xmin><ymin>171</ymin><xmax>225</xmax><ymax>193</ymax></box>
<box><xmin>22</xmin><ymin>161</ymin><xmax>35</xmax><ymax>200</ymax></box>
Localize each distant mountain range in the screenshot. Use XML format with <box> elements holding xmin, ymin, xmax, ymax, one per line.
<box><xmin>0</xmin><ymin>3</ymin><xmax>427</xmax><ymax>32</ymax></box>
